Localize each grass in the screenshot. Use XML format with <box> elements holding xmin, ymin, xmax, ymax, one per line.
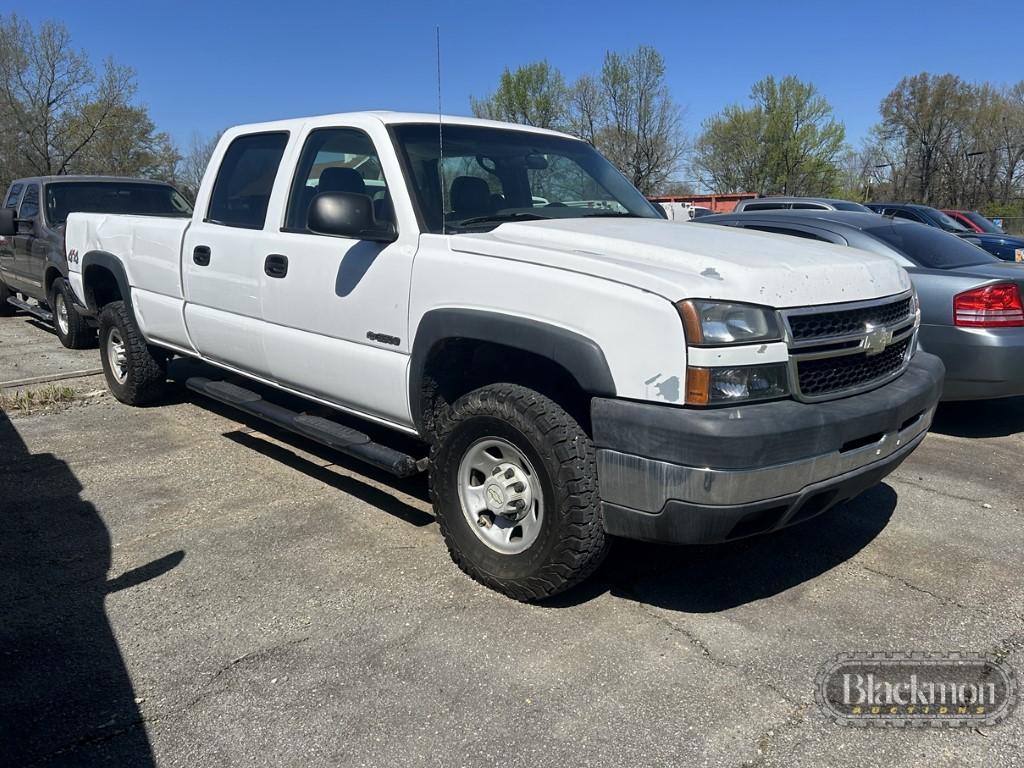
<box><xmin>0</xmin><ymin>384</ymin><xmax>76</xmax><ymax>414</ymax></box>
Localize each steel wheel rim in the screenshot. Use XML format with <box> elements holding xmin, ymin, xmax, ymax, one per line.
<box><xmin>457</xmin><ymin>437</ymin><xmax>544</xmax><ymax>555</ymax></box>
<box><xmin>107</xmin><ymin>327</ymin><xmax>128</xmax><ymax>384</ymax></box>
<box><xmin>55</xmin><ymin>294</ymin><xmax>69</xmax><ymax>335</ymax></box>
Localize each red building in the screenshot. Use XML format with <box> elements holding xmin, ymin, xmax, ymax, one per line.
<box><xmin>648</xmin><ymin>192</ymin><xmax>757</xmax><ymax>213</ymax></box>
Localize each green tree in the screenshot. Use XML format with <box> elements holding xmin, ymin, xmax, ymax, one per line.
<box><xmin>68</xmin><ymin>102</ymin><xmax>179</xmax><ymax>180</ymax></box>
<box><xmin>470</xmin><ymin>61</ymin><xmax>570</xmax><ymax>131</ymax></box>
<box><xmin>692</xmin><ymin>75</ymin><xmax>846</xmax><ymax>196</ymax></box>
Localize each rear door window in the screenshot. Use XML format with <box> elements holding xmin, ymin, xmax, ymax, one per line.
<box><xmin>4</xmin><ymin>183</ymin><xmax>23</xmax><ymax>209</ymax></box>
<box><xmin>741</xmin><ymin>224</ymin><xmax>842</xmax><ymax>243</ymax></box>
<box><xmin>892</xmin><ymin>209</ymin><xmax>922</xmax><ymax>223</ymax></box>
<box><xmin>743</xmin><ymin>202</ymin><xmax>789</xmax><ymax>211</ymax></box>
<box><xmin>207</xmin><ymin>132</ymin><xmax>289</xmax><ymax>229</ymax></box>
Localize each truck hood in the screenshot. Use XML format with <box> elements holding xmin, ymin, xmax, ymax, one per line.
<box><xmin>449</xmin><ymin>218</ymin><xmax>910</xmax><ymax>308</ymax></box>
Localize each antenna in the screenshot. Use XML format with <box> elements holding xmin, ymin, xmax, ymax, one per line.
<box><xmin>436</xmin><ymin>25</ymin><xmax>445</xmax><ymax>236</ymax></box>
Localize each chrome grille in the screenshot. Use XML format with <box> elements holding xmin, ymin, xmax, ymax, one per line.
<box><xmin>782</xmin><ymin>292</ymin><xmax>916</xmax><ymax>402</ymax></box>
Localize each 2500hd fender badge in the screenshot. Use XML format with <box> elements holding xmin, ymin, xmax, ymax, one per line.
<box><xmin>816</xmin><ymin>651</ymin><xmax>1017</xmax><ymax>727</ymax></box>
<box><xmin>366</xmin><ymin>331</ymin><xmax>401</xmax><ymax>346</ymax></box>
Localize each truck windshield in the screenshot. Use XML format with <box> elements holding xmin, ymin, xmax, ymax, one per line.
<box><xmin>864</xmin><ymin>221</ymin><xmax>997</xmax><ymax>270</ymax></box>
<box><xmin>45</xmin><ymin>182</ymin><xmax>192</xmax><ymax>226</ymax></box>
<box><xmin>390</xmin><ymin>123</ymin><xmax>662</xmax><ymax>233</ymax></box>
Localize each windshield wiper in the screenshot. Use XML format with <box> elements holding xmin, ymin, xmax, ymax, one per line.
<box><xmin>581</xmin><ymin>211</ymin><xmax>639</xmax><ymax>218</ymax></box>
<box><xmin>452</xmin><ymin>212</ymin><xmax>551</xmax><ymax>228</ymax></box>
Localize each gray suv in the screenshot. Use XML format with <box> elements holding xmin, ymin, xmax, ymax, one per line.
<box><xmin>733</xmin><ymin>196</ymin><xmax>872</xmax><ymax>213</ymax></box>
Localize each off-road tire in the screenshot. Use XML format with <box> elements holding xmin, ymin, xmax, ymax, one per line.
<box><xmin>430</xmin><ymin>383</ymin><xmax>609</xmax><ymax>601</ymax></box>
<box><xmin>49</xmin><ymin>278</ymin><xmax>94</xmax><ymax>349</ymax></box>
<box><xmin>98</xmin><ymin>301</ymin><xmax>167</xmax><ymax>405</ymax></box>
<box><xmin>0</xmin><ymin>279</ymin><xmax>15</xmax><ymax>316</ymax></box>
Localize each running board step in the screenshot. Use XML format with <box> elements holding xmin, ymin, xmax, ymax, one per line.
<box><xmin>185</xmin><ymin>377</ymin><xmax>424</xmax><ymax>477</ymax></box>
<box><xmin>7</xmin><ymin>296</ymin><xmax>53</xmax><ymax>324</ymax></box>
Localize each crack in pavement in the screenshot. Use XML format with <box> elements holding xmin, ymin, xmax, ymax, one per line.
<box><xmin>890</xmin><ymin>476</ymin><xmax>996</xmax><ymax>507</ymax></box>
<box><xmin>859</xmin><ymin>564</ymin><xmax>1024</xmax><ymax>625</ymax></box>
<box><xmin>622</xmin><ymin>594</ymin><xmax>801</xmax><ymax>707</ymax></box>
<box><xmin>186</xmin><ymin>635</ymin><xmax>312</xmax><ymax>709</ymax></box>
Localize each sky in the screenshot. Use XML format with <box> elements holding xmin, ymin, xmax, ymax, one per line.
<box><xmin>16</xmin><ymin>0</ymin><xmax>1024</xmax><ymax>180</ymax></box>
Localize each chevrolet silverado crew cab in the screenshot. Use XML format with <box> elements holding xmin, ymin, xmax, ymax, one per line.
<box><xmin>64</xmin><ymin>112</ymin><xmax>944</xmax><ymax>600</ymax></box>
<box><xmin>0</xmin><ymin>176</ymin><xmax>192</xmax><ymax>348</ymax></box>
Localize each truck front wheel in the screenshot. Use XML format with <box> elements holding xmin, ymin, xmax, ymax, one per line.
<box><xmin>430</xmin><ymin>384</ymin><xmax>608</xmax><ymax>601</ymax></box>
<box><xmin>98</xmin><ymin>301</ymin><xmax>167</xmax><ymax>405</ymax></box>
<box><xmin>49</xmin><ymin>279</ymin><xmax>94</xmax><ymax>349</ymax></box>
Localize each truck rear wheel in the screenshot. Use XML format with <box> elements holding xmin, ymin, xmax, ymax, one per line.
<box><xmin>429</xmin><ymin>384</ymin><xmax>608</xmax><ymax>601</ymax></box>
<box><xmin>49</xmin><ymin>279</ymin><xmax>94</xmax><ymax>349</ymax></box>
<box><xmin>98</xmin><ymin>301</ymin><xmax>167</xmax><ymax>405</ymax></box>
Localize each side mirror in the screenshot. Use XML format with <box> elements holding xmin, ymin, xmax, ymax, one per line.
<box><xmin>307</xmin><ymin>192</ymin><xmax>397</xmax><ymax>243</ymax></box>
<box><xmin>0</xmin><ymin>208</ymin><xmax>14</xmax><ymax>237</ymax></box>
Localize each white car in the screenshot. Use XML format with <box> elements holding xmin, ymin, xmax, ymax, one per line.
<box><xmin>65</xmin><ymin>111</ymin><xmax>943</xmax><ymax>600</ymax></box>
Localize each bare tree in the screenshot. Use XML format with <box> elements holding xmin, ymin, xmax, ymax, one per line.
<box><xmin>0</xmin><ymin>15</ymin><xmax>138</xmax><ymax>178</ymax></box>
<box><xmin>177</xmin><ymin>130</ymin><xmax>222</xmax><ymax>200</ymax></box>
<box><xmin>877</xmin><ymin>73</ymin><xmax>970</xmax><ymax>205</ymax></box>
<box><xmin>586</xmin><ymin>46</ymin><xmax>687</xmax><ymax>195</ymax></box>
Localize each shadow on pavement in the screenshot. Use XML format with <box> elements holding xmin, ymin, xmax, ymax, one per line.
<box><xmin>0</xmin><ymin>409</ymin><xmax>182</xmax><ymax>766</ymax></box>
<box><xmin>224</xmin><ymin>429</ymin><xmax>433</xmax><ymax>527</ymax></box>
<box><xmin>166</xmin><ymin>355</ymin><xmax>434</xmax><ymax>528</ymax></box>
<box><xmin>930</xmin><ymin>397</ymin><xmax>1024</xmax><ymax>439</ymax></box>
<box><xmin>551</xmin><ymin>484</ymin><xmax>897</xmax><ymax>611</ymax></box>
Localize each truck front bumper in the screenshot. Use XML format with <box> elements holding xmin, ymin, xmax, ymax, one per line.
<box><xmin>591</xmin><ymin>352</ymin><xmax>944</xmax><ymax>545</ymax></box>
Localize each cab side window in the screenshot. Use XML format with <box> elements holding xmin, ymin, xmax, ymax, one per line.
<box><xmin>207</xmin><ymin>132</ymin><xmax>289</xmax><ymax>229</ymax></box>
<box><xmin>4</xmin><ymin>183</ymin><xmax>23</xmax><ymax>209</ymax></box>
<box><xmin>19</xmin><ymin>184</ymin><xmax>39</xmax><ymax>220</ymax></box>
<box><xmin>285</xmin><ymin>128</ymin><xmax>393</xmax><ymax>232</ymax></box>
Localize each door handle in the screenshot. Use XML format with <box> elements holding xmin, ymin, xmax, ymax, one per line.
<box><xmin>193</xmin><ymin>245</ymin><xmax>211</xmax><ymax>266</ymax></box>
<box><xmin>264</xmin><ymin>254</ymin><xmax>288</xmax><ymax>278</ymax></box>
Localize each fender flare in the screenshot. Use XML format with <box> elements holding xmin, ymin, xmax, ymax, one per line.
<box><xmin>80</xmin><ymin>251</ymin><xmax>131</xmax><ymax>313</ymax></box>
<box><xmin>408</xmin><ymin>308</ymin><xmax>616</xmax><ymax>430</ymax></box>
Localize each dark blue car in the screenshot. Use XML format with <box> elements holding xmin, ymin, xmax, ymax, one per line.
<box><xmin>866</xmin><ymin>202</ymin><xmax>1024</xmax><ymax>262</ymax></box>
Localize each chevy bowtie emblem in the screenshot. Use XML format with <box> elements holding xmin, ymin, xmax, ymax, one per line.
<box><xmin>863</xmin><ymin>324</ymin><xmax>894</xmax><ymax>356</ymax></box>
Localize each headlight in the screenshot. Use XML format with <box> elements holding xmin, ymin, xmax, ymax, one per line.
<box><xmin>677</xmin><ymin>300</ymin><xmax>782</xmax><ymax>345</ymax></box>
<box><xmin>686</xmin><ymin>363</ymin><xmax>789</xmax><ymax>405</ymax></box>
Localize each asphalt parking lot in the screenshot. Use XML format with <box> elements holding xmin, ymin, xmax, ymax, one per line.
<box><xmin>1</xmin><ymin>311</ymin><xmax>1022</xmax><ymax>767</ymax></box>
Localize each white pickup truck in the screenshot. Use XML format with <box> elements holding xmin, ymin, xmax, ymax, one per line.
<box><xmin>65</xmin><ymin>111</ymin><xmax>944</xmax><ymax>600</ymax></box>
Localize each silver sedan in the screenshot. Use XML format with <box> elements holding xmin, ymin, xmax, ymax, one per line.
<box><xmin>695</xmin><ymin>210</ymin><xmax>1024</xmax><ymax>401</ymax></box>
